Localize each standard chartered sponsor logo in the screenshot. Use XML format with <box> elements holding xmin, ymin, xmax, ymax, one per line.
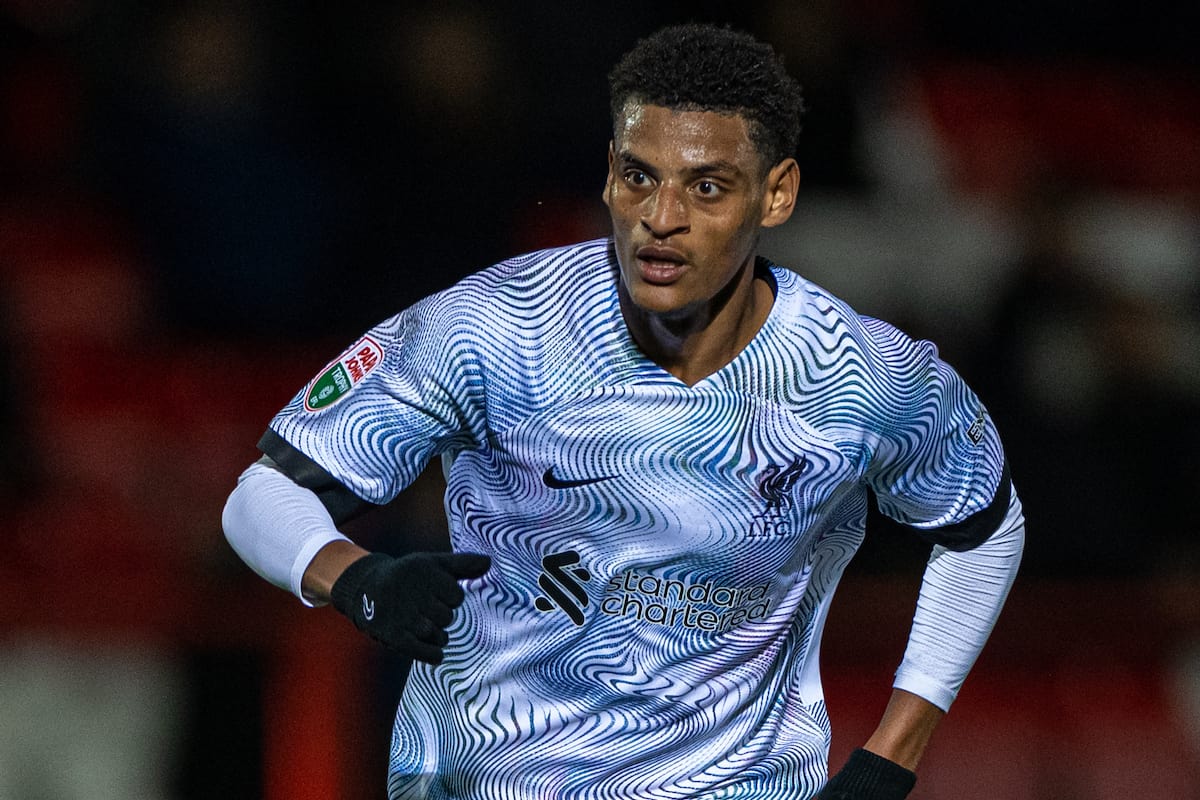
<box><xmin>602</xmin><ymin>571</ymin><xmax>772</xmax><ymax>632</ymax></box>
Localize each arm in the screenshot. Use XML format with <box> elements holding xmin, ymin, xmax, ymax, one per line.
<box><xmin>221</xmin><ymin>458</ymin><xmax>355</xmax><ymax>605</ymax></box>
<box><xmin>893</xmin><ymin>487</ymin><xmax>1024</xmax><ymax>713</ymax></box>
<box><xmin>222</xmin><ymin>458</ymin><xmax>489</xmax><ymax>662</ymax></box>
<box><xmin>820</xmin><ymin>488</ymin><xmax>1025</xmax><ymax>798</ymax></box>
<box><xmin>301</xmin><ymin>539</ymin><xmax>371</xmax><ymax>604</ymax></box>
<box><xmin>225</xmin><ymin>294</ymin><xmax>496</xmax><ymax>653</ymax></box>
<box><xmin>862</xmin><ymin>688</ymin><xmax>944</xmax><ymax>771</ymax></box>
<box><xmin>814</xmin><ymin>691</ymin><xmax>939</xmax><ymax>800</ymax></box>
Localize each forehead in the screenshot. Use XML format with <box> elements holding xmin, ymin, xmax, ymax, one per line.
<box><xmin>613</xmin><ymin>102</ymin><xmax>761</xmax><ymax>172</ymax></box>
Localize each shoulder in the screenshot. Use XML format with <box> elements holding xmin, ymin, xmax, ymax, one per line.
<box><xmin>767</xmin><ymin>263</ymin><xmax>927</xmax><ymax>364</ymax></box>
<box><xmin>762</xmin><ymin>262</ymin><xmax>943</xmax><ymax>421</ymax></box>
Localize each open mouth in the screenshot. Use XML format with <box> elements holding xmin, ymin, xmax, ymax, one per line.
<box><xmin>636</xmin><ymin>245</ymin><xmax>687</xmax><ymax>285</ymax></box>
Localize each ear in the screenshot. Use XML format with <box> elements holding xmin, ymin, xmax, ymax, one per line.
<box><xmin>760</xmin><ymin>158</ymin><xmax>800</xmax><ymax>229</ymax></box>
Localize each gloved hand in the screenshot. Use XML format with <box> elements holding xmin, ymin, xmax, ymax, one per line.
<box><xmin>815</xmin><ymin>748</ymin><xmax>916</xmax><ymax>799</ymax></box>
<box><xmin>330</xmin><ymin>551</ymin><xmax>491</xmax><ymax>664</ymax></box>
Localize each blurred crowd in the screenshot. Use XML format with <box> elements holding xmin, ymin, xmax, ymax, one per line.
<box><xmin>0</xmin><ymin>1</ymin><xmax>1198</xmax><ymax>798</ymax></box>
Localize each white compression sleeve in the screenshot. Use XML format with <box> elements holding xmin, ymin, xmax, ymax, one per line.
<box><xmin>221</xmin><ymin>462</ymin><xmax>352</xmax><ymax>606</ymax></box>
<box><xmin>893</xmin><ymin>488</ymin><xmax>1025</xmax><ymax>711</ymax></box>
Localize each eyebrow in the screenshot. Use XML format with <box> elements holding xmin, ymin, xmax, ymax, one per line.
<box><xmin>615</xmin><ymin>150</ymin><xmax>745</xmax><ymax>180</ymax></box>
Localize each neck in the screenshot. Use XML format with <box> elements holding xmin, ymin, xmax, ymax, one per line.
<box><xmin>619</xmin><ymin>259</ymin><xmax>774</xmax><ymax>386</ymax></box>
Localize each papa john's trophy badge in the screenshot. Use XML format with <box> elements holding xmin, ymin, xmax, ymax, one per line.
<box><xmin>304</xmin><ymin>335</ymin><xmax>384</xmax><ymax>411</ymax></box>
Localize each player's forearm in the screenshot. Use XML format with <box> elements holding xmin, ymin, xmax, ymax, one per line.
<box><xmin>301</xmin><ymin>539</ymin><xmax>370</xmax><ymax>604</ymax></box>
<box><xmin>819</xmin><ymin>696</ymin><xmax>932</xmax><ymax>798</ymax></box>
<box><xmin>862</xmin><ymin>689</ymin><xmax>945</xmax><ymax>771</ymax></box>
<box><xmin>894</xmin><ymin>489</ymin><xmax>1025</xmax><ymax>710</ymax></box>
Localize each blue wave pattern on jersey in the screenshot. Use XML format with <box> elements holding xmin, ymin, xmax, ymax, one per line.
<box><xmin>269</xmin><ymin>239</ymin><xmax>1005</xmax><ymax>799</ymax></box>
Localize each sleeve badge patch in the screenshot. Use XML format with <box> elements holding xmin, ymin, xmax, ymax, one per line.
<box><xmin>966</xmin><ymin>414</ymin><xmax>986</xmax><ymax>445</ymax></box>
<box><xmin>304</xmin><ymin>335</ymin><xmax>384</xmax><ymax>411</ymax></box>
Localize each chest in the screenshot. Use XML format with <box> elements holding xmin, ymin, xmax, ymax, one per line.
<box><xmin>451</xmin><ymin>386</ymin><xmax>860</xmax><ymax>570</ymax></box>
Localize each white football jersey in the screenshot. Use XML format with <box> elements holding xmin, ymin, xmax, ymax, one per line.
<box><xmin>267</xmin><ymin>238</ymin><xmax>1006</xmax><ymax>799</ymax></box>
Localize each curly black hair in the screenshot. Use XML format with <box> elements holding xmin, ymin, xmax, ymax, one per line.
<box><xmin>607</xmin><ymin>23</ymin><xmax>805</xmax><ymax>167</ymax></box>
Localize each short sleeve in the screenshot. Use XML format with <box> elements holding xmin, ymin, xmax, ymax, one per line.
<box><xmin>265</xmin><ymin>289</ymin><xmax>487</xmax><ymax>505</ymax></box>
<box><xmin>859</xmin><ymin>317</ymin><xmax>1006</xmax><ymax>533</ymax></box>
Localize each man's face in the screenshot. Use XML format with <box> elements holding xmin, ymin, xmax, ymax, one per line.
<box><xmin>603</xmin><ymin>102</ymin><xmax>788</xmax><ymax>319</ymax></box>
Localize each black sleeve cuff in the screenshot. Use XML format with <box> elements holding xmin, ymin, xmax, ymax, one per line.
<box><xmin>910</xmin><ymin>459</ymin><xmax>1012</xmax><ymax>552</ymax></box>
<box><xmin>258</xmin><ymin>428</ymin><xmax>375</xmax><ymax>524</ymax></box>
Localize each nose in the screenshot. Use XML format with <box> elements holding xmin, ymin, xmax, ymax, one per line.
<box><xmin>641</xmin><ymin>182</ymin><xmax>689</xmax><ymax>239</ymax></box>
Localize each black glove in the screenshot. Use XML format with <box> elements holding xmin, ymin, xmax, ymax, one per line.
<box><xmin>815</xmin><ymin>748</ymin><xmax>916</xmax><ymax>799</ymax></box>
<box><xmin>330</xmin><ymin>551</ymin><xmax>491</xmax><ymax>664</ymax></box>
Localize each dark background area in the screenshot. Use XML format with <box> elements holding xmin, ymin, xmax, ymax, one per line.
<box><xmin>1</xmin><ymin>1</ymin><xmax>1197</xmax><ymax>798</ymax></box>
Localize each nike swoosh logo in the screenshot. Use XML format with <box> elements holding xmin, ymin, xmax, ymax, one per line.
<box><xmin>542</xmin><ymin>468</ymin><xmax>617</xmax><ymax>490</ymax></box>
